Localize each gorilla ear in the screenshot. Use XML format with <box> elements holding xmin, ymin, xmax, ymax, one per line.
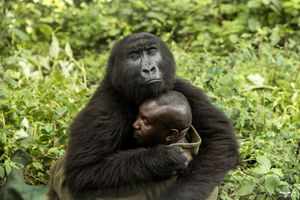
<box><xmin>165</xmin><ymin>129</ymin><xmax>179</xmax><ymax>142</ymax></box>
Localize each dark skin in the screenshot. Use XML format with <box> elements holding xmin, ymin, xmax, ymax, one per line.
<box><xmin>132</xmin><ymin>99</ymin><xmax>189</xmax><ymax>147</ymax></box>
<box><xmin>64</xmin><ymin>33</ymin><xmax>239</xmax><ymax>200</ymax></box>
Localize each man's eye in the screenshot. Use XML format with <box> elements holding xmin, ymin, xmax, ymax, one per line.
<box><xmin>130</xmin><ymin>54</ymin><xmax>140</xmax><ymax>60</ymax></box>
<box><xmin>143</xmin><ymin>119</ymin><xmax>148</xmax><ymax>125</ymax></box>
<box><xmin>142</xmin><ymin>117</ymin><xmax>148</xmax><ymax>125</ymax></box>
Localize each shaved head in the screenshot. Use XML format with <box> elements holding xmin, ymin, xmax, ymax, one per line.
<box><xmin>152</xmin><ymin>90</ymin><xmax>192</xmax><ymax>131</ymax></box>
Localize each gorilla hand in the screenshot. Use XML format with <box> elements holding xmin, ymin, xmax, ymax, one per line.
<box><xmin>148</xmin><ymin>145</ymin><xmax>188</xmax><ymax>179</ymax></box>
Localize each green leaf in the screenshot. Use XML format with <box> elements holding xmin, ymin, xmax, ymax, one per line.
<box><xmin>247</xmin><ymin>74</ymin><xmax>265</xmax><ymax>85</ymax></box>
<box><xmin>50</xmin><ymin>33</ymin><xmax>60</xmax><ymax>59</ymax></box>
<box><xmin>56</xmin><ymin>106</ymin><xmax>68</xmax><ymax>116</ymax></box>
<box><xmin>0</xmin><ymin>133</ymin><xmax>7</xmax><ymax>144</ymax></box>
<box><xmin>59</xmin><ymin>60</ymin><xmax>73</xmax><ymax>77</ymax></box>
<box><xmin>109</xmin><ymin>29</ymin><xmax>120</xmax><ymax>36</ymax></box>
<box><xmin>65</xmin><ymin>42</ymin><xmax>73</xmax><ymax>58</ymax></box>
<box><xmin>265</xmin><ymin>175</ymin><xmax>280</xmax><ymax>195</ymax></box>
<box><xmin>24</xmin><ymin>100</ymin><xmax>36</xmax><ymax>108</ymax></box>
<box><xmin>5</xmin><ymin>164</ymin><xmax>11</xmax><ymax>176</ymax></box>
<box><xmin>9</xmin><ymin>161</ymin><xmax>19</xmax><ymax>168</ymax></box>
<box><xmin>48</xmin><ymin>147</ymin><xmax>58</xmax><ymax>153</ymax></box>
<box><xmin>14</xmin><ymin>129</ymin><xmax>29</xmax><ymax>139</ymax></box>
<box><xmin>18</xmin><ymin>60</ymin><xmax>31</xmax><ymax>78</ymax></box>
<box><xmin>21</xmin><ymin>117</ymin><xmax>29</xmax><ymax>129</ymax></box>
<box><xmin>262</xmin><ymin>0</ymin><xmax>271</xmax><ymax>5</ymax></box>
<box><xmin>229</xmin><ymin>34</ymin><xmax>238</xmax><ymax>43</ymax></box>
<box><xmin>291</xmin><ymin>188</ymin><xmax>299</xmax><ymax>200</ymax></box>
<box><xmin>276</xmin><ymin>56</ymin><xmax>284</xmax><ymax>67</ymax></box>
<box><xmin>247</xmin><ymin>1</ymin><xmax>262</xmax><ymax>8</ymax></box>
<box><xmin>206</xmin><ymin>91</ymin><xmax>217</xmax><ymax>99</ymax></box>
<box><xmin>13</xmin><ymin>28</ymin><xmax>30</xmax><ymax>41</ymax></box>
<box><xmin>257</xmin><ymin>155</ymin><xmax>271</xmax><ymax>169</ymax></box>
<box><xmin>280</xmin><ymin>184</ymin><xmax>290</xmax><ymax>196</ymax></box>
<box><xmin>0</xmin><ymin>166</ymin><xmax>4</xmax><ymax>178</ymax></box>
<box><xmin>271</xmin><ymin>29</ymin><xmax>280</xmax><ymax>46</ymax></box>
<box><xmin>44</xmin><ymin>124</ymin><xmax>53</xmax><ymax>133</ymax></box>
<box><xmin>236</xmin><ymin>180</ymin><xmax>256</xmax><ymax>196</ymax></box>
<box><xmin>20</xmin><ymin>137</ymin><xmax>33</xmax><ymax>149</ymax></box>
<box><xmin>253</xmin><ymin>166</ymin><xmax>269</xmax><ymax>175</ymax></box>
<box><xmin>219</xmin><ymin>74</ymin><xmax>234</xmax><ymax>86</ymax></box>
<box><xmin>48</xmin><ymin>147</ymin><xmax>64</xmax><ymax>157</ymax></box>
<box><xmin>271</xmin><ymin>168</ymin><xmax>284</xmax><ymax>177</ymax></box>
<box><xmin>146</xmin><ymin>12</ymin><xmax>167</xmax><ymax>22</ymax></box>
<box><xmin>248</xmin><ymin>18</ymin><xmax>261</xmax><ymax>32</ymax></box>
<box><xmin>32</xmin><ymin>161</ymin><xmax>43</xmax><ymax>170</ymax></box>
<box><xmin>38</xmin><ymin>24</ymin><xmax>53</xmax><ymax>36</ymax></box>
<box><xmin>5</xmin><ymin>56</ymin><xmax>25</xmax><ymax>64</ymax></box>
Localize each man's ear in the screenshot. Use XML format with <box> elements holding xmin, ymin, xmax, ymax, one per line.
<box><xmin>165</xmin><ymin>129</ymin><xmax>179</xmax><ymax>142</ymax></box>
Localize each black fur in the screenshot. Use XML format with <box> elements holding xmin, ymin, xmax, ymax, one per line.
<box><xmin>65</xmin><ymin>32</ymin><xmax>239</xmax><ymax>200</ymax></box>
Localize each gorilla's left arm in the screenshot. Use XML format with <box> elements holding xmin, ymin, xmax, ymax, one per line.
<box><xmin>160</xmin><ymin>78</ymin><xmax>240</xmax><ymax>200</ymax></box>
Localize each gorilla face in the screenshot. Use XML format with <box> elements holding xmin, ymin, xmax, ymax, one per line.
<box><xmin>105</xmin><ymin>33</ymin><xmax>176</xmax><ymax>105</ymax></box>
<box><xmin>126</xmin><ymin>45</ymin><xmax>162</xmax><ymax>85</ymax></box>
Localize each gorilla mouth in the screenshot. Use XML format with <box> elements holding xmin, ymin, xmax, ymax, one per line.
<box><xmin>144</xmin><ymin>79</ymin><xmax>162</xmax><ymax>85</ymax></box>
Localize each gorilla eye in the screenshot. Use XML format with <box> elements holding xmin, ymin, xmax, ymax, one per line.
<box><xmin>148</xmin><ymin>49</ymin><xmax>157</xmax><ymax>56</ymax></box>
<box><xmin>129</xmin><ymin>53</ymin><xmax>141</xmax><ymax>61</ymax></box>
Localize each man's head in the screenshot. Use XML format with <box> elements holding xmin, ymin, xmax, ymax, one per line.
<box><xmin>132</xmin><ymin>91</ymin><xmax>192</xmax><ymax>146</ymax></box>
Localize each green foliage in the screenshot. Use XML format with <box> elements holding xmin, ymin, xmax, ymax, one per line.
<box><xmin>0</xmin><ymin>0</ymin><xmax>299</xmax><ymax>199</ymax></box>
<box><xmin>174</xmin><ymin>43</ymin><xmax>300</xmax><ymax>199</ymax></box>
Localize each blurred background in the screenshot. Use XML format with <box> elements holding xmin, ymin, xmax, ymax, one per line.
<box><xmin>0</xmin><ymin>0</ymin><xmax>299</xmax><ymax>199</ymax></box>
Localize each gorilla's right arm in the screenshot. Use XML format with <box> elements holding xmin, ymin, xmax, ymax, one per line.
<box><xmin>64</xmin><ymin>87</ymin><xmax>187</xmax><ymax>195</ymax></box>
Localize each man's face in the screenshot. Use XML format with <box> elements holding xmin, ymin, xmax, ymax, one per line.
<box><xmin>132</xmin><ymin>100</ymin><xmax>170</xmax><ymax>146</ymax></box>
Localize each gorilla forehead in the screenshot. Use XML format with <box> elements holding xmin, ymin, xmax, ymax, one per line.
<box><xmin>118</xmin><ymin>33</ymin><xmax>163</xmax><ymax>53</ymax></box>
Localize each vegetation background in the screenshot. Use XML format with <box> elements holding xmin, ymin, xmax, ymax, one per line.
<box><xmin>0</xmin><ymin>0</ymin><xmax>299</xmax><ymax>199</ymax></box>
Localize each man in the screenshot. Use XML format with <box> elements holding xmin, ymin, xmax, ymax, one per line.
<box><xmin>49</xmin><ymin>91</ymin><xmax>217</xmax><ymax>200</ymax></box>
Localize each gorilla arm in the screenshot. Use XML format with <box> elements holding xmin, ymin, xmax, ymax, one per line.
<box><xmin>158</xmin><ymin>78</ymin><xmax>240</xmax><ymax>200</ymax></box>
<box><xmin>64</xmin><ymin>87</ymin><xmax>187</xmax><ymax>196</ymax></box>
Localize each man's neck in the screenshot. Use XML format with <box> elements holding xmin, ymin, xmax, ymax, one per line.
<box><xmin>170</xmin><ymin>135</ymin><xmax>188</xmax><ymax>144</ymax></box>
<box><xmin>176</xmin><ymin>136</ymin><xmax>188</xmax><ymax>143</ymax></box>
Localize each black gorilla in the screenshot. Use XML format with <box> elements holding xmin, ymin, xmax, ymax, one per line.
<box><xmin>65</xmin><ymin>33</ymin><xmax>239</xmax><ymax>200</ymax></box>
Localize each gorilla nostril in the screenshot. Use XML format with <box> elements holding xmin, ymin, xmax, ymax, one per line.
<box><xmin>142</xmin><ymin>65</ymin><xmax>158</xmax><ymax>77</ymax></box>
<box><xmin>150</xmin><ymin>66</ymin><xmax>157</xmax><ymax>73</ymax></box>
<box><xmin>142</xmin><ymin>69</ymin><xmax>150</xmax><ymax>74</ymax></box>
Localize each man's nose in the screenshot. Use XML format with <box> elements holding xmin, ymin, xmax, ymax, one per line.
<box><xmin>132</xmin><ymin>120</ymin><xmax>140</xmax><ymax>129</ymax></box>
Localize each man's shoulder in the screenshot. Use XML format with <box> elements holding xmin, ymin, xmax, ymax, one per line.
<box><xmin>171</xmin><ymin>125</ymin><xmax>201</xmax><ymax>161</ymax></box>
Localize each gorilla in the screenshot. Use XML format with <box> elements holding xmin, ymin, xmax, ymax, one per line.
<box><xmin>65</xmin><ymin>32</ymin><xmax>239</xmax><ymax>200</ymax></box>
